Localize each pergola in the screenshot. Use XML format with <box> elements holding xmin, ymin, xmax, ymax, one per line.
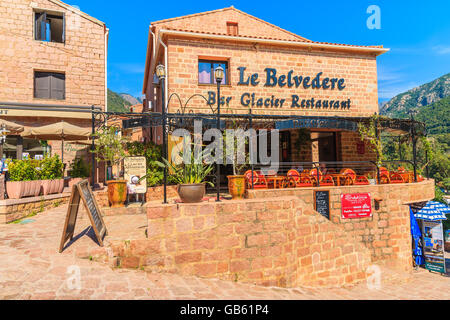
<box><xmin>91</xmin><ymin>108</ymin><xmax>427</xmax><ymax>203</ymax></box>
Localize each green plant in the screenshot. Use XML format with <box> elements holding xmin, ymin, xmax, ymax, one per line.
<box><xmin>358</xmin><ymin>115</ymin><xmax>383</xmax><ymax>167</ymax></box>
<box><xmin>155</xmin><ymin>146</ymin><xmax>214</xmax><ymax>186</ymax></box>
<box><xmin>223</xmin><ymin>123</ymin><xmax>250</xmax><ymax>176</ymax></box>
<box><xmin>92</xmin><ymin>126</ymin><xmax>127</xmax><ymax>179</ymax></box>
<box><xmin>39</xmin><ymin>155</ymin><xmax>64</xmax><ymax>180</ymax></box>
<box><xmin>7</xmin><ymin>159</ymin><xmax>40</xmax><ymax>181</ymax></box>
<box><xmin>69</xmin><ymin>157</ymin><xmax>90</xmax><ymax>178</ymax></box>
<box><xmin>126</xmin><ymin>141</ymin><xmax>176</xmax><ymax>186</ymax></box>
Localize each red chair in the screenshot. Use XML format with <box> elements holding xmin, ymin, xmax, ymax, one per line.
<box><xmin>390</xmin><ymin>172</ymin><xmax>405</xmax><ymax>184</ymax></box>
<box><xmin>287</xmin><ymin>169</ymin><xmax>313</xmax><ymax>187</ymax></box>
<box><xmin>341</xmin><ymin>168</ymin><xmax>369</xmax><ymax>186</ymax></box>
<box><xmin>378</xmin><ymin>167</ymin><xmax>390</xmax><ymax>184</ymax></box>
<box><xmin>310</xmin><ymin>168</ymin><xmax>334</xmax><ymax>186</ymax></box>
<box><xmin>244</xmin><ymin>170</ymin><xmax>268</xmax><ymax>189</ymax></box>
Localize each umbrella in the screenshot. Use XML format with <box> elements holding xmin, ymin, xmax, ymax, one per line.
<box><xmin>0</xmin><ymin>119</ymin><xmax>24</xmax><ymax>133</ymax></box>
<box><xmin>21</xmin><ymin>121</ymin><xmax>91</xmax><ymax>164</ymax></box>
<box><xmin>411</xmin><ymin>201</ymin><xmax>449</xmax><ymax>221</ymax></box>
<box><xmin>2</xmin><ymin>142</ymin><xmax>17</xmax><ymax>151</ymax></box>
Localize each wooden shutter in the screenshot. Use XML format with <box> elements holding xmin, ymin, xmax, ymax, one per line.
<box><xmin>62</xmin><ymin>13</ymin><xmax>65</xmax><ymax>43</ymax></box>
<box><xmin>34</xmin><ymin>72</ymin><xmax>50</xmax><ymax>99</ymax></box>
<box><xmin>50</xmin><ymin>73</ymin><xmax>65</xmax><ymax>100</ymax></box>
<box><xmin>35</xmin><ymin>12</ymin><xmax>47</xmax><ymax>41</ymax></box>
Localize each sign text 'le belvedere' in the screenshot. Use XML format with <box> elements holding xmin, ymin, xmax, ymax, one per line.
<box><xmin>207</xmin><ymin>67</ymin><xmax>351</xmax><ymax>110</ymax></box>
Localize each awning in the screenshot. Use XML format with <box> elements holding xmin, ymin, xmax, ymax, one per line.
<box><xmin>0</xmin><ymin>119</ymin><xmax>24</xmax><ymax>134</ymax></box>
<box><xmin>411</xmin><ymin>201</ymin><xmax>449</xmax><ymax>221</ymax></box>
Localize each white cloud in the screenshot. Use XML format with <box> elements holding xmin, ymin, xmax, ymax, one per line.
<box><xmin>432</xmin><ymin>45</ymin><xmax>450</xmax><ymax>55</ymax></box>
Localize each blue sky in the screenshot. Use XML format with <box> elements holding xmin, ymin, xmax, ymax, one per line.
<box><xmin>71</xmin><ymin>0</ymin><xmax>450</xmax><ymax>101</ymax></box>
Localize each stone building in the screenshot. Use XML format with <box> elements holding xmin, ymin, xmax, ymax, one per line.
<box><xmin>0</xmin><ymin>0</ymin><xmax>107</xmax><ymax>181</ymax></box>
<box><xmin>142</xmin><ymin>6</ymin><xmax>388</xmax><ymax>165</ymax></box>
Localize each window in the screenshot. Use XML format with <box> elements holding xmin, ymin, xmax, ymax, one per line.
<box><xmin>34</xmin><ymin>10</ymin><xmax>65</xmax><ymax>43</ymax></box>
<box><xmin>34</xmin><ymin>72</ymin><xmax>65</xmax><ymax>100</ymax></box>
<box><xmin>198</xmin><ymin>60</ymin><xmax>229</xmax><ymax>84</ymax></box>
<box><xmin>226</xmin><ymin>22</ymin><xmax>239</xmax><ymax>36</ymax></box>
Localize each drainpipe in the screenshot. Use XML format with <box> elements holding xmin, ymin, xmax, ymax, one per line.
<box><xmin>105</xmin><ymin>27</ymin><xmax>109</xmax><ymax>113</ymax></box>
<box><xmin>157</xmin><ymin>33</ymin><xmax>168</xmax><ymax>113</ymax></box>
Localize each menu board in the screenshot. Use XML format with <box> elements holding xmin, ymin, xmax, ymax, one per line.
<box><xmin>59</xmin><ymin>180</ymin><xmax>107</xmax><ymax>252</ymax></box>
<box><xmin>341</xmin><ymin>193</ymin><xmax>372</xmax><ymax>219</ymax></box>
<box><xmin>314</xmin><ymin>190</ymin><xmax>330</xmax><ymax>219</ymax></box>
<box><xmin>422</xmin><ymin>220</ymin><xmax>446</xmax><ymax>274</ymax></box>
<box><xmin>124</xmin><ymin>157</ymin><xmax>147</xmax><ymax>194</ymax></box>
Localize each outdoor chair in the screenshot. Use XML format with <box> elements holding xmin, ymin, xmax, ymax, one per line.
<box><xmin>310</xmin><ymin>168</ymin><xmax>335</xmax><ymax>187</ymax></box>
<box><xmin>340</xmin><ymin>168</ymin><xmax>370</xmax><ymax>186</ymax></box>
<box><xmin>287</xmin><ymin>169</ymin><xmax>313</xmax><ymax>188</ymax></box>
<box><xmin>244</xmin><ymin>170</ymin><xmax>268</xmax><ymax>189</ymax></box>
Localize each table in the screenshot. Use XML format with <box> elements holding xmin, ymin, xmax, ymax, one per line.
<box><xmin>330</xmin><ymin>174</ymin><xmax>353</xmax><ymax>186</ymax></box>
<box><xmin>266</xmin><ymin>176</ymin><xmax>286</xmax><ymax>189</ymax></box>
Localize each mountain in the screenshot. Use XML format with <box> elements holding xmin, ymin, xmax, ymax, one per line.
<box><xmin>120</xmin><ymin>93</ymin><xmax>142</xmax><ymax>106</ymax></box>
<box><xmin>381</xmin><ymin>73</ymin><xmax>450</xmax><ymax>117</ymax></box>
<box><xmin>415</xmin><ymin>95</ymin><xmax>450</xmax><ymax>136</ymax></box>
<box><xmin>107</xmin><ymin>89</ymin><xmax>132</xmax><ymax>112</ymax></box>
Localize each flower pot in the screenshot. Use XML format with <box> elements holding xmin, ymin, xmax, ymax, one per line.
<box><xmin>41</xmin><ymin>180</ymin><xmax>52</xmax><ymax>195</ymax></box>
<box><xmin>107</xmin><ymin>180</ymin><xmax>127</xmax><ymax>208</ymax></box>
<box><xmin>227</xmin><ymin>175</ymin><xmax>246</xmax><ymax>200</ymax></box>
<box><xmin>6</xmin><ymin>181</ymin><xmax>24</xmax><ymax>199</ymax></box>
<box><xmin>177</xmin><ymin>183</ymin><xmax>205</xmax><ymax>203</ymax></box>
<box><xmin>32</xmin><ymin>180</ymin><xmax>41</xmax><ymax>197</ymax></box>
<box><xmin>57</xmin><ymin>179</ymin><xmax>64</xmax><ymax>193</ymax></box>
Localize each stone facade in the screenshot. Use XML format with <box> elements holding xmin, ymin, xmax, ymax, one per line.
<box><xmin>0</xmin><ymin>0</ymin><xmax>106</xmax><ymax>109</ymax></box>
<box><xmin>104</xmin><ymin>180</ymin><xmax>435</xmax><ymax>288</ymax></box>
<box><xmin>248</xmin><ymin>179</ymin><xmax>436</xmax><ymax>271</ymax></box>
<box><xmin>0</xmin><ymin>0</ymin><xmax>107</xmax><ymax>178</ymax></box>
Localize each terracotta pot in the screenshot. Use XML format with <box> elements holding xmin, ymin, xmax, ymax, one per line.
<box><xmin>32</xmin><ymin>180</ymin><xmax>41</xmax><ymax>197</ymax></box>
<box><xmin>227</xmin><ymin>175</ymin><xmax>246</xmax><ymax>200</ymax></box>
<box><xmin>6</xmin><ymin>181</ymin><xmax>24</xmax><ymax>199</ymax></box>
<box><xmin>177</xmin><ymin>183</ymin><xmax>205</xmax><ymax>203</ymax></box>
<box><xmin>57</xmin><ymin>179</ymin><xmax>64</xmax><ymax>193</ymax></box>
<box><xmin>41</xmin><ymin>180</ymin><xmax>51</xmax><ymax>195</ymax></box>
<box><xmin>107</xmin><ymin>180</ymin><xmax>127</xmax><ymax>208</ymax></box>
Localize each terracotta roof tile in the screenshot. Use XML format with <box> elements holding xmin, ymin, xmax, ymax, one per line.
<box><xmin>160</xmin><ymin>27</ymin><xmax>384</xmax><ymax>49</ymax></box>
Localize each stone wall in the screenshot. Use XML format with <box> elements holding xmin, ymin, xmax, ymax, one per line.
<box><xmin>247</xmin><ymin>179</ymin><xmax>436</xmax><ymax>271</ymax></box>
<box><xmin>0</xmin><ymin>193</ymin><xmax>70</xmax><ymax>223</ymax></box>
<box><xmin>108</xmin><ymin>197</ymin><xmax>372</xmax><ymax>288</ymax></box>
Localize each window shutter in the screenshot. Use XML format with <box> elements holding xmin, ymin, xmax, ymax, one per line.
<box><xmin>50</xmin><ymin>73</ymin><xmax>65</xmax><ymax>100</ymax></box>
<box><xmin>34</xmin><ymin>72</ymin><xmax>51</xmax><ymax>99</ymax></box>
<box><xmin>35</xmin><ymin>12</ymin><xmax>47</xmax><ymax>41</ymax></box>
<box><xmin>62</xmin><ymin>13</ymin><xmax>65</xmax><ymax>43</ymax></box>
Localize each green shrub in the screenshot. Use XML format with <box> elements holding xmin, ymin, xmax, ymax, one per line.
<box><xmin>8</xmin><ymin>159</ymin><xmax>40</xmax><ymax>181</ymax></box>
<box><xmin>126</xmin><ymin>141</ymin><xmax>176</xmax><ymax>186</ymax></box>
<box><xmin>69</xmin><ymin>157</ymin><xmax>90</xmax><ymax>178</ymax></box>
<box><xmin>39</xmin><ymin>155</ymin><xmax>64</xmax><ymax>180</ymax></box>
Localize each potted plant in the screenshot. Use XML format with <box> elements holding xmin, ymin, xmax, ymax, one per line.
<box><xmin>156</xmin><ymin>146</ymin><xmax>214</xmax><ymax>203</ymax></box>
<box><xmin>68</xmin><ymin>157</ymin><xmax>90</xmax><ymax>188</ymax></box>
<box><xmin>6</xmin><ymin>159</ymin><xmax>41</xmax><ymax>199</ymax></box>
<box><xmin>92</xmin><ymin>126</ymin><xmax>127</xmax><ymax>207</ymax></box>
<box><xmin>223</xmin><ymin>123</ymin><xmax>250</xmax><ymax>200</ymax></box>
<box><xmin>40</xmin><ymin>155</ymin><xmax>64</xmax><ymax>195</ymax></box>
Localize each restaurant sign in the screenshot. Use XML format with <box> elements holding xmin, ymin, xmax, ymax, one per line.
<box><xmin>341</xmin><ymin>193</ymin><xmax>372</xmax><ymax>219</ymax></box>
<box><xmin>124</xmin><ymin>157</ymin><xmax>147</xmax><ymax>194</ymax></box>
<box><xmin>206</xmin><ymin>66</ymin><xmax>352</xmax><ymax>110</ymax></box>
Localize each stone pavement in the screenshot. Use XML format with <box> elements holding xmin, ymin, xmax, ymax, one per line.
<box><xmin>0</xmin><ymin>205</ymin><xmax>449</xmax><ymax>300</ymax></box>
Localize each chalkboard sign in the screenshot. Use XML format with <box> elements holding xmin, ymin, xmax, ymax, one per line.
<box><xmin>314</xmin><ymin>190</ymin><xmax>330</xmax><ymax>220</ymax></box>
<box><xmin>59</xmin><ymin>180</ymin><xmax>107</xmax><ymax>252</ymax></box>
